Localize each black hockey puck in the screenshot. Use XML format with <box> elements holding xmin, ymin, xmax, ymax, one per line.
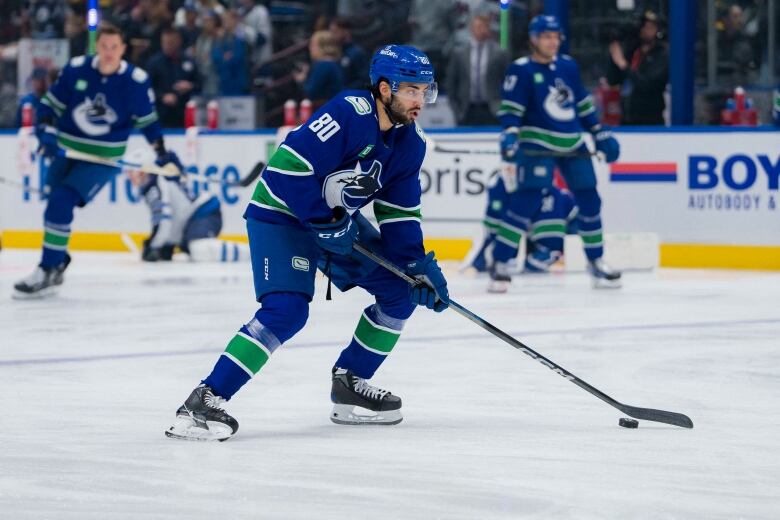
<box><xmin>619</xmin><ymin>418</ymin><xmax>639</xmax><ymax>428</ymax></box>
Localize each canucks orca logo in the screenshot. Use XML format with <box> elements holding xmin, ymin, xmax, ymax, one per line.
<box><xmin>542</xmin><ymin>78</ymin><xmax>575</xmax><ymax>122</ymax></box>
<box><xmin>322</xmin><ymin>160</ymin><xmax>383</xmax><ymax>211</ymax></box>
<box><xmin>72</xmin><ymin>93</ymin><xmax>119</xmax><ymax>136</ymax></box>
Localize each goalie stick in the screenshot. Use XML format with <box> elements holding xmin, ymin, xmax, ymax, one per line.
<box><xmin>353</xmin><ymin>242</ymin><xmax>694</xmax><ymax>429</ymax></box>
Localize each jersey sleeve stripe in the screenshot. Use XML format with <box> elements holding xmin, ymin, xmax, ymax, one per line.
<box><xmin>249</xmin><ymin>177</ymin><xmax>296</xmax><ymax>217</ymax></box>
<box><xmin>279</xmin><ymin>144</ymin><xmax>314</xmax><ymax>171</ymax></box>
<box><xmin>266</xmin><ymin>144</ymin><xmax>315</xmax><ymax>176</ymax></box>
<box><xmin>41</xmin><ymin>94</ymin><xmax>65</xmax><ymax>116</ymax></box>
<box><xmin>373</xmin><ymin>200</ymin><xmax>422</xmax><ymax>225</ymax></box>
<box><xmin>133</xmin><ymin>112</ymin><xmax>159</xmax><ymax>128</ymax></box>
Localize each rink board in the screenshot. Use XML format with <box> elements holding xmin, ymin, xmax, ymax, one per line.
<box><xmin>1</xmin><ymin>127</ymin><xmax>778</xmax><ymax>269</ymax></box>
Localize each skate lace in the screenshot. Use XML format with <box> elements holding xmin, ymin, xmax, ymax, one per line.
<box><xmin>352</xmin><ymin>377</ymin><xmax>389</xmax><ymax>401</ymax></box>
<box><xmin>203</xmin><ymin>391</ymin><xmax>226</xmax><ymax>410</ymax></box>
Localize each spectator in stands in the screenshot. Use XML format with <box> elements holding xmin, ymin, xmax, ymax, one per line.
<box><xmin>238</xmin><ymin>0</ymin><xmax>273</xmax><ymax>69</ymax></box>
<box><xmin>292</xmin><ymin>30</ymin><xmax>343</xmax><ymax>107</ymax></box>
<box><xmin>65</xmin><ymin>9</ymin><xmax>88</xmax><ymax>58</ymax></box>
<box><xmin>446</xmin><ymin>13</ymin><xmax>509</xmax><ymax>126</ymax></box>
<box><xmin>179</xmin><ymin>3</ymin><xmax>202</xmax><ymax>52</ymax></box>
<box><xmin>23</xmin><ymin>0</ymin><xmax>66</xmax><ymax>39</ymax></box>
<box><xmin>329</xmin><ymin>17</ymin><xmax>368</xmax><ymax>89</ymax></box>
<box><xmin>14</xmin><ymin>67</ymin><xmax>51</xmax><ymax>128</ymax></box>
<box><xmin>716</xmin><ymin>3</ymin><xmax>757</xmax><ymax>88</ymax></box>
<box><xmin>146</xmin><ymin>27</ymin><xmax>201</xmax><ymax>127</ymax></box>
<box><xmin>212</xmin><ymin>10</ymin><xmax>250</xmax><ymax>95</ymax></box>
<box><xmin>773</xmin><ymin>82</ymin><xmax>780</xmax><ymax>126</ymax></box>
<box><xmin>409</xmin><ymin>0</ymin><xmax>456</xmax><ymax>86</ymax></box>
<box><xmin>606</xmin><ymin>10</ymin><xmax>668</xmax><ymax>126</ymax></box>
<box><xmin>195</xmin><ymin>10</ymin><xmax>221</xmax><ymax>96</ymax></box>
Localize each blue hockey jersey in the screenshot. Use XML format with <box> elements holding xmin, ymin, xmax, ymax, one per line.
<box><xmin>497</xmin><ymin>55</ymin><xmax>600</xmax><ymax>151</ymax></box>
<box><xmin>246</xmin><ymin>89</ymin><xmax>427</xmax><ymax>264</ymax></box>
<box><xmin>38</xmin><ymin>55</ymin><xmax>162</xmax><ymax>158</ymax></box>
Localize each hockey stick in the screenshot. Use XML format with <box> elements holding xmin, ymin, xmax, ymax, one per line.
<box><xmin>353</xmin><ymin>242</ymin><xmax>694</xmax><ymax>429</ymax></box>
<box><xmin>63</xmin><ymin>149</ymin><xmax>265</xmax><ymax>187</ymax></box>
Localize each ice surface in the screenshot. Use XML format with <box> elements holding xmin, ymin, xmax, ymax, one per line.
<box><xmin>1</xmin><ymin>249</ymin><xmax>779</xmax><ymax>519</ymax></box>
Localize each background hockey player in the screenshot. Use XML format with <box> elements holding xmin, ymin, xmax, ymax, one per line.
<box><xmin>13</xmin><ymin>24</ymin><xmax>183</xmax><ymax>298</ymax></box>
<box><xmin>166</xmin><ymin>45</ymin><xmax>449</xmax><ymax>441</ymax></box>
<box><xmin>467</xmin><ymin>169</ymin><xmax>577</xmax><ymax>279</ymax></box>
<box><xmin>129</xmin><ymin>167</ymin><xmax>250</xmax><ymax>263</ymax></box>
<box><xmin>490</xmin><ymin>15</ymin><xmax>622</xmax><ymax>292</ymax></box>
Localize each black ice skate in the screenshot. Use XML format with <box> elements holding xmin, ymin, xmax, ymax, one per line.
<box><xmin>487</xmin><ymin>261</ymin><xmax>511</xmax><ymax>293</ymax></box>
<box><xmin>588</xmin><ymin>258</ymin><xmax>622</xmax><ymax>289</ymax></box>
<box><xmin>165</xmin><ymin>384</ymin><xmax>238</xmax><ymax>441</ymax></box>
<box><xmin>330</xmin><ymin>367</ymin><xmax>402</xmax><ymax>425</ymax></box>
<box><xmin>13</xmin><ymin>255</ymin><xmax>71</xmax><ymax>299</ymax></box>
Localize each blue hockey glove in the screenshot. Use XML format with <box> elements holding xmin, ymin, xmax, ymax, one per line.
<box><xmin>499</xmin><ymin>128</ymin><xmax>521</xmax><ymax>162</ymax></box>
<box><xmin>310</xmin><ymin>206</ymin><xmax>358</xmax><ymax>255</ymax></box>
<box><xmin>155</xmin><ymin>150</ymin><xmax>184</xmax><ymax>174</ymax></box>
<box><xmin>35</xmin><ymin>124</ymin><xmax>59</xmax><ymax>159</ymax></box>
<box><xmin>593</xmin><ymin>129</ymin><xmax>620</xmax><ymax>163</ymax></box>
<box><xmin>405</xmin><ymin>251</ymin><xmax>449</xmax><ymax>312</ymax></box>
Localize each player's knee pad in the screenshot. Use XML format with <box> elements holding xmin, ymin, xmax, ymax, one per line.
<box><xmin>572</xmin><ymin>188</ymin><xmax>601</xmax><ymax>217</ymax></box>
<box><xmin>253</xmin><ymin>291</ymin><xmax>310</xmax><ymax>344</ymax></box>
<box><xmin>43</xmin><ymin>185</ymin><xmax>81</xmax><ymax>224</ymax></box>
<box><xmin>374</xmin><ymin>284</ymin><xmax>416</xmax><ymax>321</ymax></box>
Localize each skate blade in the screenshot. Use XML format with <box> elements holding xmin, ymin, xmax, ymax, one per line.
<box><xmin>12</xmin><ymin>286</ymin><xmax>59</xmax><ymax>300</ymax></box>
<box><xmin>165</xmin><ymin>416</ymin><xmax>233</xmax><ymax>442</ymax></box>
<box><xmin>591</xmin><ymin>277</ymin><xmax>622</xmax><ymax>289</ymax></box>
<box><xmin>487</xmin><ymin>280</ymin><xmax>509</xmax><ymax>294</ymax></box>
<box><xmin>330</xmin><ymin>404</ymin><xmax>402</xmax><ymax>426</ymax></box>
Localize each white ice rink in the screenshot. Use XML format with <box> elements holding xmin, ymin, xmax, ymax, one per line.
<box><xmin>1</xmin><ymin>249</ymin><xmax>779</xmax><ymax>519</ymax></box>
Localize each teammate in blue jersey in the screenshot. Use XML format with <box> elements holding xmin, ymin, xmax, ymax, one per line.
<box><xmin>166</xmin><ymin>45</ymin><xmax>449</xmax><ymax>441</ymax></box>
<box><xmin>129</xmin><ymin>168</ymin><xmax>250</xmax><ymax>263</ymax></box>
<box><xmin>486</xmin><ymin>15</ymin><xmax>622</xmax><ymax>291</ymax></box>
<box><xmin>773</xmin><ymin>83</ymin><xmax>780</xmax><ymax>126</ymax></box>
<box><xmin>13</xmin><ymin>24</ymin><xmax>182</xmax><ymax>298</ymax></box>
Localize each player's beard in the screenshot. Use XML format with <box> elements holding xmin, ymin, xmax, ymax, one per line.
<box><xmin>386</xmin><ymin>94</ymin><xmax>416</xmax><ymax>125</ymax></box>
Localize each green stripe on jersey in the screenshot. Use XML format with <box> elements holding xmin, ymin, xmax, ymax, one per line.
<box><xmin>532</xmin><ymin>221</ymin><xmax>567</xmax><ymax>237</ymax></box>
<box><xmin>354</xmin><ymin>312</ymin><xmax>401</xmax><ymax>354</ymax></box>
<box><xmin>224</xmin><ymin>333</ymin><xmax>270</xmax><ymax>374</ymax></box>
<box><xmin>250</xmin><ymin>177</ymin><xmax>295</xmax><ymax>217</ymax></box>
<box><xmin>373</xmin><ymin>200</ymin><xmax>421</xmax><ymax>225</ymax></box>
<box><xmin>267</xmin><ymin>145</ymin><xmax>314</xmax><ymax>175</ymax></box>
<box><xmin>58</xmin><ymin>133</ymin><xmax>127</xmax><ymax>158</ymax></box>
<box><xmin>497</xmin><ymin>222</ymin><xmax>524</xmax><ymax>245</ymax></box>
<box><xmin>133</xmin><ymin>112</ymin><xmax>158</xmax><ymax>128</ymax></box>
<box><xmin>519</xmin><ymin>127</ymin><xmax>583</xmax><ymax>151</ymax></box>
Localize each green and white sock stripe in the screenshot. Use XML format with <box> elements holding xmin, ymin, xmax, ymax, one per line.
<box><xmin>496</xmin><ymin>221</ymin><xmax>525</xmax><ymax>247</ymax></box>
<box><xmin>576</xmin><ymin>96</ymin><xmax>596</xmax><ymax>117</ymax></box>
<box><xmin>497</xmin><ymin>99</ymin><xmax>526</xmax><ymax>117</ymax></box>
<box><xmin>374</xmin><ymin>199</ymin><xmax>421</xmax><ymax>226</ymax></box>
<box><xmin>41</xmin><ymin>92</ymin><xmax>66</xmax><ymax>116</ymax></box>
<box><xmin>519</xmin><ymin>127</ymin><xmax>584</xmax><ymax>152</ymax></box>
<box><xmin>58</xmin><ymin>132</ymin><xmax>127</xmax><ymax>159</ymax></box>
<box><xmin>43</xmin><ymin>226</ymin><xmax>70</xmax><ymax>251</ymax></box>
<box><xmin>352</xmin><ymin>310</ymin><xmax>402</xmax><ymax>356</ymax></box>
<box><xmin>579</xmin><ymin>229</ymin><xmax>604</xmax><ymax>249</ymax></box>
<box><xmin>249</xmin><ymin>176</ymin><xmax>295</xmax><ymax>217</ymax></box>
<box><xmin>132</xmin><ymin>111</ymin><xmax>158</xmax><ymax>129</ymax></box>
<box><xmin>266</xmin><ymin>144</ymin><xmax>314</xmax><ymax>176</ymax></box>
<box><xmin>531</xmin><ymin>218</ymin><xmax>567</xmax><ymax>240</ymax></box>
<box><xmin>223</xmin><ymin>331</ymin><xmax>271</xmax><ymax>376</ymax></box>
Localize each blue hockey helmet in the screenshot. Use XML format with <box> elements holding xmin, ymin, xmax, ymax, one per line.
<box><xmin>369</xmin><ymin>45</ymin><xmax>437</xmax><ymax>103</ymax></box>
<box><xmin>528</xmin><ymin>15</ymin><xmax>563</xmax><ymax>38</ymax></box>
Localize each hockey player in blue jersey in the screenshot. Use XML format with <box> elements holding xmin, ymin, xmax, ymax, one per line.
<box><xmin>129</xmin><ymin>168</ymin><xmax>250</xmax><ymax>263</ymax></box>
<box><xmin>773</xmin><ymin>83</ymin><xmax>780</xmax><ymax>126</ymax></box>
<box><xmin>484</xmin><ymin>15</ymin><xmax>622</xmax><ymax>292</ymax></box>
<box><xmin>13</xmin><ymin>24</ymin><xmax>182</xmax><ymax>298</ymax></box>
<box><xmin>166</xmin><ymin>45</ymin><xmax>449</xmax><ymax>441</ymax></box>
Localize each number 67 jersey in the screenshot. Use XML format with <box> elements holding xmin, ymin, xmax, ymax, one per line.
<box><xmin>245</xmin><ymin>89</ymin><xmax>428</xmax><ymax>264</ymax></box>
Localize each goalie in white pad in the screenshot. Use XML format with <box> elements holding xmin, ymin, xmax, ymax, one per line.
<box><xmin>130</xmin><ymin>168</ymin><xmax>249</xmax><ymax>262</ymax></box>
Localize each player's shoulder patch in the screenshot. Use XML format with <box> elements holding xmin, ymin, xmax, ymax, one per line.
<box><xmin>131</xmin><ymin>66</ymin><xmax>149</xmax><ymax>83</ymax></box>
<box><xmin>514</xmin><ymin>56</ymin><xmax>530</xmax><ymax>66</ymax></box>
<box><xmin>343</xmin><ymin>95</ymin><xmax>373</xmax><ymax>115</ymax></box>
<box><xmin>69</xmin><ymin>56</ymin><xmax>87</xmax><ymax>68</ymax></box>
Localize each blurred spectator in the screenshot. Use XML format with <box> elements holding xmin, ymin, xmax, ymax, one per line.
<box><xmin>14</xmin><ymin>67</ymin><xmax>50</xmax><ymax>127</ymax></box>
<box><xmin>409</xmin><ymin>0</ymin><xmax>457</xmax><ymax>86</ymax></box>
<box><xmin>22</xmin><ymin>0</ymin><xmax>67</xmax><ymax>39</ymax></box>
<box><xmin>446</xmin><ymin>13</ymin><xmax>508</xmax><ymax>126</ymax></box>
<box><xmin>606</xmin><ymin>10</ymin><xmax>668</xmax><ymax>125</ymax></box>
<box><xmin>212</xmin><ymin>10</ymin><xmax>249</xmax><ymax>95</ymax></box>
<box><xmin>146</xmin><ymin>27</ymin><xmax>201</xmax><ymax>127</ymax></box>
<box><xmin>292</xmin><ymin>30</ymin><xmax>342</xmax><ymax>106</ymax></box>
<box><xmin>194</xmin><ymin>10</ymin><xmax>221</xmax><ymax>96</ymax></box>
<box><xmin>238</xmin><ymin>0</ymin><xmax>273</xmax><ymax>68</ymax></box>
<box><xmin>179</xmin><ymin>3</ymin><xmax>202</xmax><ymax>51</ymax></box>
<box><xmin>0</xmin><ymin>63</ymin><xmax>16</xmax><ymax>127</ymax></box>
<box><xmin>106</xmin><ymin>0</ymin><xmax>137</xmax><ymax>38</ymax></box>
<box><xmin>65</xmin><ymin>10</ymin><xmax>88</xmax><ymax>58</ymax></box>
<box><xmin>126</xmin><ymin>0</ymin><xmax>173</xmax><ymax>65</ymax></box>
<box><xmin>329</xmin><ymin>17</ymin><xmax>368</xmax><ymax>89</ymax></box>
<box><xmin>175</xmin><ymin>0</ymin><xmax>225</xmax><ymax>27</ymax></box>
<box><xmin>773</xmin><ymin>82</ymin><xmax>779</xmax><ymax>126</ymax></box>
<box><xmin>450</xmin><ymin>0</ymin><xmax>500</xmax><ymax>50</ymax></box>
<box><xmin>716</xmin><ymin>4</ymin><xmax>757</xmax><ymax>88</ymax></box>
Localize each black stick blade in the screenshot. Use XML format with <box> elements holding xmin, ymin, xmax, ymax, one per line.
<box><xmin>238</xmin><ymin>161</ymin><xmax>266</xmax><ymax>187</ymax></box>
<box><xmin>620</xmin><ymin>405</ymin><xmax>694</xmax><ymax>428</ymax></box>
